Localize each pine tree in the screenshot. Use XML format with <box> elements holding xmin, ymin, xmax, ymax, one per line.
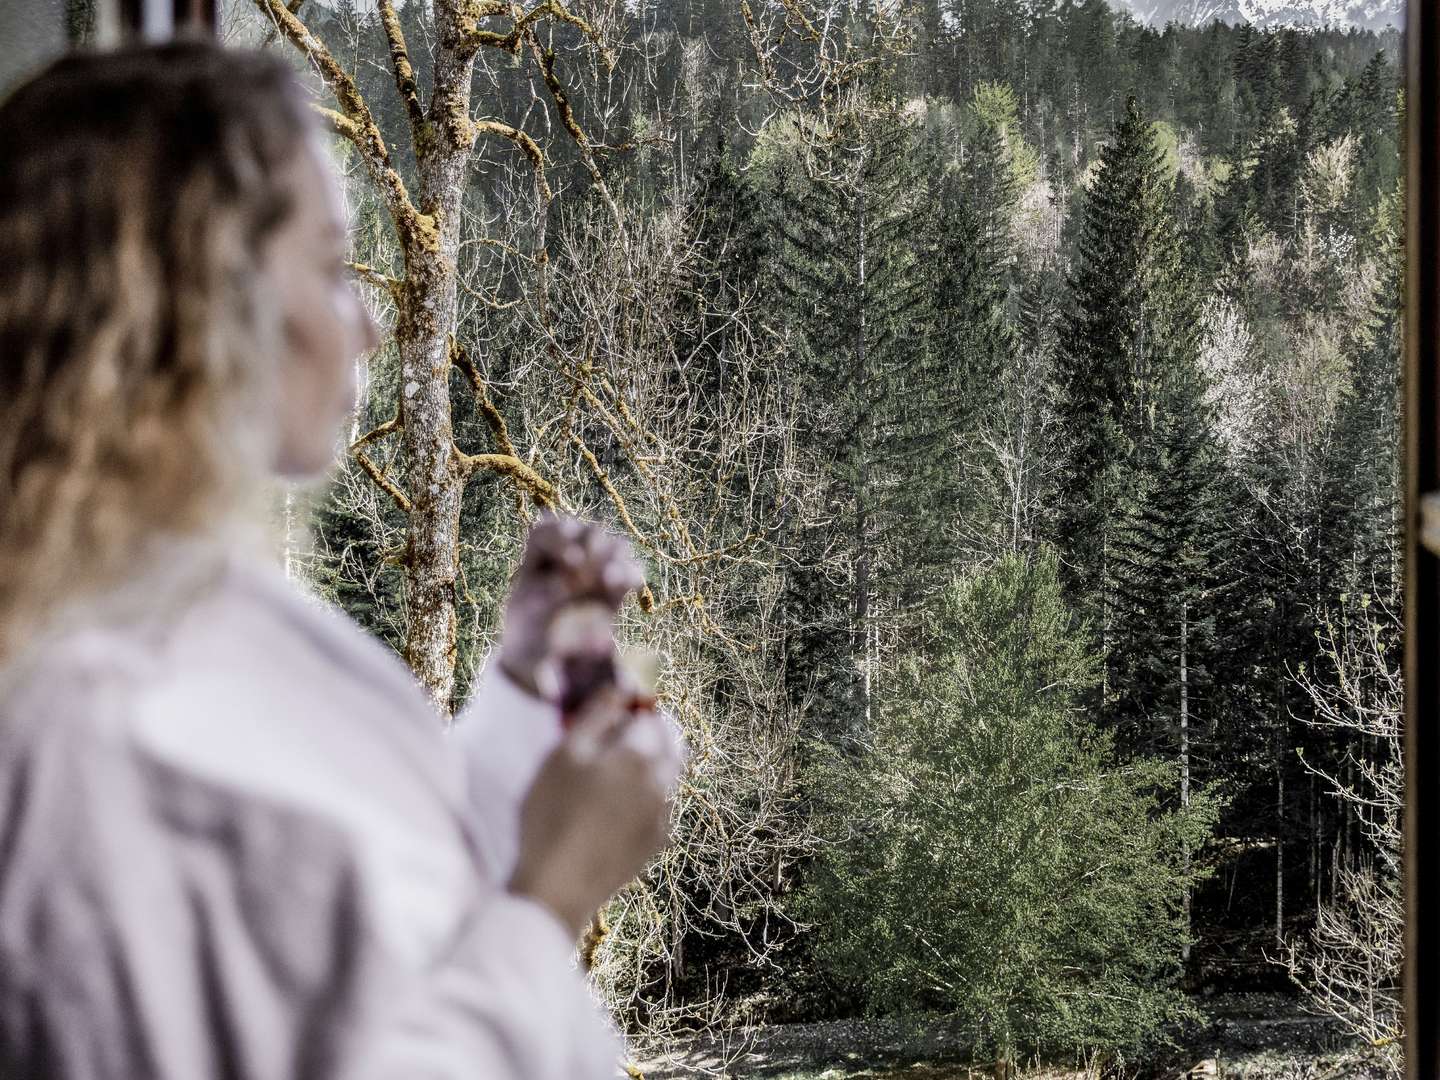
<box><xmin>1056</xmin><ymin>95</ymin><xmax>1198</xmax><ymax>633</ymax></box>
<box><xmin>1108</xmin><ymin>365</ymin><xmax>1223</xmax><ymax>750</ymax></box>
<box><xmin>769</xmin><ymin>97</ymin><xmax>942</xmax><ymax>742</ymax></box>
<box><xmin>803</xmin><ymin>551</ymin><xmax>1216</xmax><ymax>1060</ymax></box>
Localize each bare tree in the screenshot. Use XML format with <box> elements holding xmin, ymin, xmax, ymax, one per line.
<box><xmin>1281</xmin><ymin>594</ymin><xmax>1403</xmax><ymax>1073</ymax></box>
<box><xmin>241</xmin><ymin>0</ymin><xmax>648</xmax><ymax>710</ymax></box>
<box><xmin>509</xmin><ymin>194</ymin><xmax>814</xmax><ymax>1053</ymax></box>
<box><xmin>281</xmin><ymin>40</ymin><xmax>814</xmax><ymax>1041</ymax></box>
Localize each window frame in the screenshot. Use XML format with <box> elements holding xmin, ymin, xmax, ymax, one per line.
<box><xmin>117</xmin><ymin>0</ymin><xmax>214</xmax><ymax>39</ymax></box>
<box><xmin>1404</xmin><ymin>1</ymin><xmax>1437</xmax><ymax>1074</ymax></box>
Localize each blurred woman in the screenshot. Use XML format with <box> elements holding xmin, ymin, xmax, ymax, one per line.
<box><xmin>0</xmin><ymin>41</ymin><xmax>682</xmax><ymax>1079</ymax></box>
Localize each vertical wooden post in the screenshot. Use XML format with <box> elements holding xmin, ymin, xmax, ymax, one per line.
<box><xmin>1180</xmin><ymin>602</ymin><xmax>1191</xmax><ymax>965</ymax></box>
<box><xmin>172</xmin><ymin>0</ymin><xmax>216</xmax><ymax>33</ymax></box>
<box><xmin>116</xmin><ymin>0</ymin><xmax>214</xmax><ymax>39</ymax></box>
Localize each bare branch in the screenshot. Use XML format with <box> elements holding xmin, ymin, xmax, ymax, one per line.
<box><xmin>351</xmin><ymin>412</ymin><xmax>402</xmax><ymax>453</ymax></box>
<box><xmin>471</xmin><ymin>119</ymin><xmax>553</xmax><ymax>202</ymax></box>
<box><xmin>313</xmin><ymin>104</ymin><xmax>361</xmax><ymax>145</ymax></box>
<box><xmin>377</xmin><ymin>0</ymin><xmax>426</xmax><ymax>136</ymax></box>
<box><xmin>347</xmin><ymin>261</ymin><xmax>402</xmax><ymax>302</ymax></box>
<box><xmin>450</xmin><ymin>339</ymin><xmax>520</xmax><ymax>458</ymax></box>
<box><xmin>462</xmin><ymin>0</ymin><xmax>609</xmax><ymax>61</ymax></box>
<box><xmin>353</xmin><ymin>449</ymin><xmax>412</xmax><ymax>514</ymax></box>
<box><xmin>251</xmin><ymin>0</ymin><xmax>436</xmax><ymax>253</ymax></box>
<box><xmin>451</xmin><ymin>445</ymin><xmax>560</xmax><ymax>508</ymax></box>
<box><xmin>527</xmin><ymin>33</ymin><xmax>625</xmax><ymax>234</ymax></box>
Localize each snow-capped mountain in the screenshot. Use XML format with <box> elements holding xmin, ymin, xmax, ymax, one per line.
<box><xmin>1112</xmin><ymin>0</ymin><xmax>1403</xmax><ymax>30</ymax></box>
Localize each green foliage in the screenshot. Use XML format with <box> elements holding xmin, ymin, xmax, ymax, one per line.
<box><xmin>966</xmin><ymin>81</ymin><xmax>1039</xmax><ymax>193</ymax></box>
<box><xmin>802</xmin><ymin>552</ymin><xmax>1217</xmax><ymax>1060</ymax></box>
<box><xmin>1105</xmin><ymin>355</ymin><xmax>1234</xmax><ymax>761</ymax></box>
<box><xmin>1057</xmin><ymin>96</ymin><xmax>1201</xmax><ymax>626</ymax></box>
<box><xmin>765</xmin><ymin>97</ymin><xmax>950</xmax><ymax>738</ymax></box>
<box><xmin>1317</xmin><ymin>190</ymin><xmax>1403</xmax><ymax>598</ymax></box>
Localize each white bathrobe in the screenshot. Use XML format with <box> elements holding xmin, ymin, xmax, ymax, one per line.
<box><xmin>0</xmin><ymin>525</ymin><xmax>652</xmax><ymax>1080</ymax></box>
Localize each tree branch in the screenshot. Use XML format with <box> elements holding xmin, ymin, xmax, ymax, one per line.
<box><xmin>527</xmin><ymin>32</ymin><xmax>625</xmax><ymax>233</ymax></box>
<box><xmin>349</xmin><ymin>413</ymin><xmax>410</xmax><ymax>512</ymax></box>
<box><xmin>570</xmin><ymin>432</ymin><xmax>655</xmax><ymax>554</ymax></box>
<box><xmin>471</xmin><ymin>119</ymin><xmax>553</xmax><ymax>202</ymax></box>
<box><xmin>377</xmin><ymin>0</ymin><xmax>426</xmax><ymax>136</ymax></box>
<box><xmin>455</xmin><ymin>0</ymin><xmax>513</xmax><ymax>54</ymax></box>
<box><xmin>461</xmin><ymin>0</ymin><xmax>607</xmax><ymax>59</ymax></box>
<box><xmin>450</xmin><ymin>338</ymin><xmax>519</xmax><ymax>458</ymax></box>
<box><xmin>351</xmin><ymin>411</ymin><xmax>402</xmax><ymax>452</ymax></box>
<box><xmin>313</xmin><ymin>105</ymin><xmax>361</xmax><ymax>145</ymax></box>
<box><xmin>451</xmin><ymin>445</ymin><xmax>560</xmax><ymax>508</ymax></box>
<box><xmin>251</xmin><ymin>0</ymin><xmax>436</xmax><ymax>254</ymax></box>
<box><xmin>353</xmin><ymin>449</ymin><xmax>411</xmax><ymax>513</ymax></box>
<box><xmin>347</xmin><ymin>261</ymin><xmax>402</xmax><ymax>302</ymax></box>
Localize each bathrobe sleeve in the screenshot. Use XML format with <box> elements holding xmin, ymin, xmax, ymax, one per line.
<box><xmin>451</xmin><ymin>655</ymin><xmax>567</xmax><ymax>884</ymax></box>
<box><xmin>452</xmin><ymin>654</ymin><xmax>689</xmax><ymax>885</ymax></box>
<box><xmin>0</xmin><ymin>640</ymin><xmax>624</xmax><ymax>1080</ymax></box>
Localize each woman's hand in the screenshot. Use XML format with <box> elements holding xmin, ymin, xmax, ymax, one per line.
<box><xmin>506</xmin><ymin>687</ymin><xmax>682</xmax><ymax>938</ymax></box>
<box><xmin>497</xmin><ymin>512</ymin><xmax>645</xmax><ymax>702</ymax></box>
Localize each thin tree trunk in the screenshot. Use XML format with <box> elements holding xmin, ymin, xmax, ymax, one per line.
<box><xmin>1180</xmin><ymin>601</ymin><xmax>1191</xmax><ymax>964</ymax></box>
<box><xmin>284</xmin><ymin>487</ymin><xmax>296</xmax><ymax>580</ymax></box>
<box><xmin>1310</xmin><ymin>770</ymin><xmax>1319</xmax><ymax>919</ymax></box>
<box><xmin>1276</xmin><ymin>763</ymin><xmax>1285</xmax><ymax>945</ymax></box>
<box><xmin>854</xmin><ymin>186</ymin><xmax>871</xmax><ymax>735</ymax></box>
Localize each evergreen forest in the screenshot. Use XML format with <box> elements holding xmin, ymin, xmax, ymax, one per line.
<box><xmin>227</xmin><ymin>0</ymin><xmax>1407</xmax><ymax>1069</ymax></box>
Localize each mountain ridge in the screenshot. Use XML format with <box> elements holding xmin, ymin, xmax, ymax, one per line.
<box><xmin>1111</xmin><ymin>0</ymin><xmax>1403</xmax><ymax>30</ymax></box>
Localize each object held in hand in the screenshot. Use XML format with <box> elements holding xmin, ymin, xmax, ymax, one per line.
<box><xmin>547</xmin><ymin>602</ymin><xmax>659</xmax><ymax>727</ymax></box>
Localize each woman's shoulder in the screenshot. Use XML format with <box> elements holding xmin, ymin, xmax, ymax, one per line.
<box><xmin>0</xmin><ymin>534</ymin><xmax>482</xmax><ymax>970</ymax></box>
<box><xmin>2</xmin><ymin>531</ymin><xmax>415</xmax><ymax>718</ymax></box>
<box><xmin>0</xmin><ymin>530</ymin><xmax>464</xmax><ymax>841</ymax></box>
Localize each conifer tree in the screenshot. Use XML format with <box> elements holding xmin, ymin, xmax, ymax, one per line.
<box><xmin>1106</xmin><ymin>353</ymin><xmax>1238</xmax><ymax>955</ymax></box>
<box><xmin>1107</xmin><ymin>359</ymin><xmax>1227</xmax><ymax>758</ymax></box>
<box><xmin>921</xmin><ymin>82</ymin><xmax>1030</xmax><ymax>564</ymax></box>
<box><xmin>803</xmin><ymin>551</ymin><xmax>1215</xmax><ymax>1061</ymax></box>
<box><xmin>1056</xmin><ymin>95</ymin><xmax>1199</xmax><ymax>634</ymax></box>
<box><xmin>769</xmin><ymin>98</ymin><xmax>940</xmax><ymax>741</ymax></box>
<box><xmin>1319</xmin><ymin>202</ymin><xmax>1402</xmax><ymax>598</ymax></box>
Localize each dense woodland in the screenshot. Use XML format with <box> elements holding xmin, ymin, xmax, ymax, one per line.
<box><xmin>229</xmin><ymin>0</ymin><xmax>1405</xmax><ymax>1067</ymax></box>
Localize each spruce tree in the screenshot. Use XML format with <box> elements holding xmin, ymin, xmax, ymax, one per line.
<box><xmin>803</xmin><ymin>551</ymin><xmax>1215</xmax><ymax>1060</ymax></box>
<box><xmin>1321</xmin><ymin>200</ymin><xmax>1402</xmax><ymax>598</ymax></box>
<box><xmin>1056</xmin><ymin>95</ymin><xmax>1198</xmax><ymax>633</ymax></box>
<box><xmin>768</xmin><ymin>98</ymin><xmax>939</xmax><ymax>741</ymax></box>
<box><xmin>910</xmin><ymin>94</ymin><xmax>1023</xmax><ymax>583</ymax></box>
<box><xmin>1105</xmin><ymin>353</ymin><xmax>1238</xmax><ymax>955</ymax></box>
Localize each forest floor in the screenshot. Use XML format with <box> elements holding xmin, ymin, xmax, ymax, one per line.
<box><xmin>633</xmin><ymin>994</ymin><xmax>1393</xmax><ymax>1080</ymax></box>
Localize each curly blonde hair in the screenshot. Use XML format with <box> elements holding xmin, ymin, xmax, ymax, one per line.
<box><xmin>0</xmin><ymin>42</ymin><xmax>314</xmax><ymax>662</ymax></box>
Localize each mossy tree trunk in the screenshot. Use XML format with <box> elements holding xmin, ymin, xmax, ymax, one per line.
<box><xmin>393</xmin><ymin>9</ymin><xmax>473</xmax><ymax>708</ymax></box>
<box><xmin>254</xmin><ymin>0</ymin><xmax>589</xmax><ymax>711</ymax></box>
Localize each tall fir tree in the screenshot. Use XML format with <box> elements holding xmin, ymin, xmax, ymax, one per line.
<box><xmin>1107</xmin><ymin>358</ymin><xmax>1229</xmax><ymax>764</ymax></box>
<box><xmin>910</xmin><ymin>86</ymin><xmax>1024</xmax><ymax>590</ymax></box>
<box><xmin>1056</xmin><ymin>95</ymin><xmax>1200</xmax><ymax>641</ymax></box>
<box><xmin>770</xmin><ymin>98</ymin><xmax>940</xmax><ymax>743</ymax></box>
<box><xmin>1105</xmin><ymin>353</ymin><xmax>1238</xmax><ymax>957</ymax></box>
<box><xmin>1317</xmin><ymin>194</ymin><xmax>1403</xmax><ymax>601</ymax></box>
